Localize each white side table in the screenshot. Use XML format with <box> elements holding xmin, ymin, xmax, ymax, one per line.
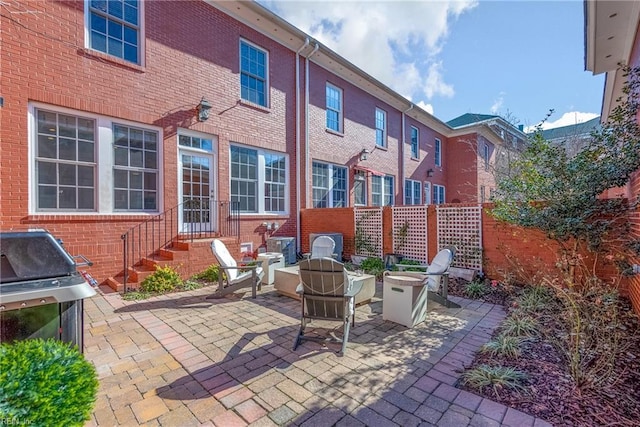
<box><xmin>257</xmin><ymin>252</ymin><xmax>285</xmax><ymax>285</ymax></box>
<box><xmin>382</xmin><ymin>273</ymin><xmax>428</xmax><ymax>328</ymax></box>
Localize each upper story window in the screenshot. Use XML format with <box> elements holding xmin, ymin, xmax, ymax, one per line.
<box><xmin>372</xmin><ymin>175</ymin><xmax>394</xmax><ymax>206</ymax></box>
<box><xmin>480</xmin><ymin>185</ymin><xmax>486</xmax><ymax>203</ymax></box>
<box><xmin>483</xmin><ymin>143</ymin><xmax>490</xmax><ymax>171</ymax></box>
<box><xmin>230</xmin><ymin>145</ymin><xmax>288</xmax><ymax>214</ymax></box>
<box><xmin>404</xmin><ymin>179</ymin><xmax>421</xmax><ymax>205</ymax></box>
<box><xmin>312</xmin><ymin>162</ymin><xmax>347</xmax><ymax>208</ymax></box>
<box><xmin>89</xmin><ymin>0</ymin><xmax>140</xmax><ymax>64</ymax></box>
<box><xmin>326</xmin><ymin>83</ymin><xmax>343</xmax><ymax>133</ymax></box>
<box><xmin>410</xmin><ymin>126</ymin><xmax>419</xmax><ymax>158</ymax></box>
<box><xmin>375</xmin><ymin>108</ymin><xmax>387</xmax><ymax>147</ymax></box>
<box><xmin>240</xmin><ymin>40</ymin><xmax>268</xmax><ymax>107</ymax></box>
<box><xmin>435</xmin><ymin>138</ymin><xmax>442</xmax><ymax>167</ymax></box>
<box><xmin>434</xmin><ymin>184</ymin><xmax>445</xmax><ymax>205</ymax></box>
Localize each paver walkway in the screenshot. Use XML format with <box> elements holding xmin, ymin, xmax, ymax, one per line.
<box><xmin>84</xmin><ymin>282</ymin><xmax>552</xmax><ymax>427</ymax></box>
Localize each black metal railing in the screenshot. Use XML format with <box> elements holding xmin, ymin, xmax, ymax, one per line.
<box><xmin>121</xmin><ymin>199</ymin><xmax>239</xmax><ymax>289</ymax></box>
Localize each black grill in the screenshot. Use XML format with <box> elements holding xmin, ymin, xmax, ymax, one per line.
<box><xmin>0</xmin><ymin>231</ymin><xmax>96</xmax><ymax>347</ymax></box>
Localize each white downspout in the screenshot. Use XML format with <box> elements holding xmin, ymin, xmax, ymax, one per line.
<box><xmin>295</xmin><ymin>38</ymin><xmax>309</xmax><ymax>253</ymax></box>
<box><xmin>401</xmin><ymin>103</ymin><xmax>414</xmax><ymax>203</ymax></box>
<box><xmin>304</xmin><ymin>43</ymin><xmax>320</xmax><ymax>210</ymax></box>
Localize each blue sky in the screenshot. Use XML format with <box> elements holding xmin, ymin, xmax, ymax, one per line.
<box><xmin>260</xmin><ymin>0</ymin><xmax>605</xmax><ymax>130</ymax></box>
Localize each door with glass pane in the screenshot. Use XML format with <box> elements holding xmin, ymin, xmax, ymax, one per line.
<box><xmin>179</xmin><ymin>149</ymin><xmax>215</xmax><ymax>233</ymax></box>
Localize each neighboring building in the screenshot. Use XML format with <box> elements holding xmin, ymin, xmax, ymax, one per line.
<box><xmin>541</xmin><ymin>116</ymin><xmax>601</xmax><ymax>157</ymax></box>
<box><xmin>447</xmin><ymin>113</ymin><xmax>527</xmax><ymax>203</ymax></box>
<box><xmin>585</xmin><ymin>0</ymin><xmax>640</xmax><ymax>313</ymax></box>
<box><xmin>1</xmin><ymin>0</ymin><xmax>503</xmax><ymax>288</ymax></box>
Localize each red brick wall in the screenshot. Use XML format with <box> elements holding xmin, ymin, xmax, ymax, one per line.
<box><xmin>447</xmin><ymin>134</ymin><xmax>479</xmax><ymax>203</ymax></box>
<box><xmin>299</xmin><ymin>208</ymin><xmax>355</xmax><ymax>254</ymax></box>
<box><xmin>1</xmin><ymin>1</ymin><xmax>298</xmax><ymax>282</ymax></box>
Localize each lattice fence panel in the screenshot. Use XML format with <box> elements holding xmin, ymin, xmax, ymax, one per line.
<box><xmin>436</xmin><ymin>205</ymin><xmax>483</xmax><ymax>272</ymax></box>
<box><xmin>392</xmin><ymin>206</ymin><xmax>429</xmax><ymax>264</ymax></box>
<box><xmin>354</xmin><ymin>208</ymin><xmax>383</xmax><ymax>258</ymax></box>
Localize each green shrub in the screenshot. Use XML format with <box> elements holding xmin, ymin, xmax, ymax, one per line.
<box><xmin>481</xmin><ymin>334</ymin><xmax>522</xmax><ymax>358</ymax></box>
<box><xmin>516</xmin><ymin>285</ymin><xmax>551</xmax><ymax>312</ymax></box>
<box><xmin>360</xmin><ymin>257</ymin><xmax>385</xmax><ymax>278</ymax></box>
<box><xmin>501</xmin><ymin>314</ymin><xmax>538</xmax><ymax>337</ymax></box>
<box><xmin>179</xmin><ymin>280</ymin><xmax>204</xmax><ymax>291</ymax></box>
<box><xmin>465</xmin><ymin>280</ymin><xmax>488</xmax><ymax>299</ymax></box>
<box><xmin>140</xmin><ymin>265</ymin><xmax>182</xmax><ymax>294</ymax></box>
<box><xmin>192</xmin><ymin>264</ymin><xmax>222</xmax><ymax>282</ymax></box>
<box><xmin>0</xmin><ymin>338</ymin><xmax>98</xmax><ymax>426</ymax></box>
<box><xmin>460</xmin><ymin>364</ymin><xmax>527</xmax><ymax>397</ymax></box>
<box><xmin>122</xmin><ymin>290</ymin><xmax>151</xmax><ymax>301</ymax></box>
<box><xmin>393</xmin><ymin>259</ymin><xmax>425</xmax><ymax>272</ymax></box>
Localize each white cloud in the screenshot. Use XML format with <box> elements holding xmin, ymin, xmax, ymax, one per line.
<box><xmin>525</xmin><ymin>112</ymin><xmax>600</xmax><ymax>133</ymax></box>
<box><xmin>260</xmin><ymin>0</ymin><xmax>477</xmax><ymax>104</ymax></box>
<box><xmin>490</xmin><ymin>92</ymin><xmax>505</xmax><ymax>114</ymax></box>
<box><xmin>415</xmin><ymin>101</ymin><xmax>434</xmax><ymax>115</ymax></box>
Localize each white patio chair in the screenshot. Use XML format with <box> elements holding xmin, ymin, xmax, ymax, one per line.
<box><xmin>310</xmin><ymin>236</ymin><xmax>336</xmax><ymax>259</ymax></box>
<box><xmin>206</xmin><ymin>239</ymin><xmax>264</xmax><ymax>299</ymax></box>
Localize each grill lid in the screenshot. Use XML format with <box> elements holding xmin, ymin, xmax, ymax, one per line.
<box><xmin>0</xmin><ymin>231</ymin><xmax>77</xmax><ymax>283</ymax></box>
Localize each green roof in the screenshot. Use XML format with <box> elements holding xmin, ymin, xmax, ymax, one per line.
<box><xmin>447</xmin><ymin>113</ymin><xmax>500</xmax><ymax>128</ymax></box>
<box><xmin>540</xmin><ymin>117</ymin><xmax>601</xmax><ymax>141</ymax></box>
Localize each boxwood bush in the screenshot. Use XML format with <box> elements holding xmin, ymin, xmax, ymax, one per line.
<box><xmin>0</xmin><ymin>338</ymin><xmax>98</xmax><ymax>426</ymax></box>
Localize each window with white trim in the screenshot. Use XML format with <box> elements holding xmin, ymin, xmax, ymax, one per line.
<box><xmin>404</xmin><ymin>179</ymin><xmax>422</xmax><ymax>205</ymax></box>
<box><xmin>410</xmin><ymin>126</ymin><xmax>419</xmax><ymax>158</ymax></box>
<box><xmin>424</xmin><ymin>181</ymin><xmax>432</xmax><ymax>205</ymax></box>
<box><xmin>35</xmin><ymin>110</ymin><xmax>96</xmax><ymax>211</ymax></box>
<box><xmin>435</xmin><ymin>138</ymin><xmax>442</xmax><ymax>167</ymax></box>
<box><xmin>372</xmin><ymin>175</ymin><xmax>394</xmax><ymax>206</ymax></box>
<box><xmin>31</xmin><ymin>105</ymin><xmax>161</xmax><ymax>213</ymax></box>
<box><xmin>483</xmin><ymin>143</ymin><xmax>490</xmax><ymax>171</ymax></box>
<box><xmin>230</xmin><ymin>145</ymin><xmax>287</xmax><ymax>214</ymax></box>
<box><xmin>354</xmin><ymin>170</ymin><xmax>366</xmax><ymax>206</ymax></box>
<box><xmin>113</xmin><ymin>124</ymin><xmax>158</xmax><ymax>211</ymax></box>
<box><xmin>88</xmin><ymin>0</ymin><xmax>140</xmax><ymax>64</ymax></box>
<box><xmin>312</xmin><ymin>161</ymin><xmax>347</xmax><ymax>207</ymax></box>
<box><xmin>434</xmin><ymin>184</ymin><xmax>445</xmax><ymax>205</ymax></box>
<box><xmin>240</xmin><ymin>40</ymin><xmax>268</xmax><ymax>107</ymax></box>
<box><xmin>375</xmin><ymin>108</ymin><xmax>387</xmax><ymax>147</ymax></box>
<box><xmin>326</xmin><ymin>83</ymin><xmax>342</xmax><ymax>132</ymax></box>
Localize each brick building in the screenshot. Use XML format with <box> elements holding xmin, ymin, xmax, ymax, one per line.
<box><xmin>1</xmin><ymin>0</ymin><xmax>504</xmax><ymax>287</ymax></box>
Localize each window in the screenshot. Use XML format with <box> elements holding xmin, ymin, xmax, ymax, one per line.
<box><xmin>433</xmin><ymin>184</ymin><xmax>445</xmax><ymax>205</ymax></box>
<box><xmin>354</xmin><ymin>170</ymin><xmax>366</xmax><ymax>206</ymax></box>
<box><xmin>35</xmin><ymin>110</ymin><xmax>96</xmax><ymax>211</ymax></box>
<box><xmin>113</xmin><ymin>124</ymin><xmax>158</xmax><ymax>211</ymax></box>
<box><xmin>483</xmin><ymin>143</ymin><xmax>490</xmax><ymax>171</ymax></box>
<box><xmin>312</xmin><ymin>162</ymin><xmax>347</xmax><ymax>207</ymax></box>
<box><xmin>410</xmin><ymin>126</ymin><xmax>419</xmax><ymax>158</ymax></box>
<box><xmin>326</xmin><ymin>83</ymin><xmax>342</xmax><ymax>132</ymax></box>
<box><xmin>375</xmin><ymin>108</ymin><xmax>386</xmax><ymax>147</ymax></box>
<box><xmin>404</xmin><ymin>179</ymin><xmax>422</xmax><ymax>205</ymax></box>
<box><xmin>240</xmin><ymin>40</ymin><xmax>268</xmax><ymax>107</ymax></box>
<box><xmin>31</xmin><ymin>105</ymin><xmax>161</xmax><ymax>214</ymax></box>
<box><xmin>89</xmin><ymin>0</ymin><xmax>140</xmax><ymax>64</ymax></box>
<box><xmin>480</xmin><ymin>185</ymin><xmax>486</xmax><ymax>203</ymax></box>
<box><xmin>424</xmin><ymin>181</ymin><xmax>432</xmax><ymax>205</ymax></box>
<box><xmin>230</xmin><ymin>145</ymin><xmax>287</xmax><ymax>214</ymax></box>
<box><xmin>435</xmin><ymin>138</ymin><xmax>442</xmax><ymax>167</ymax></box>
<box><xmin>372</xmin><ymin>175</ymin><xmax>394</xmax><ymax>206</ymax></box>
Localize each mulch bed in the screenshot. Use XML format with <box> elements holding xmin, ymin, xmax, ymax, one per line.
<box><xmin>448</xmin><ymin>277</ymin><xmax>640</xmax><ymax>426</ymax></box>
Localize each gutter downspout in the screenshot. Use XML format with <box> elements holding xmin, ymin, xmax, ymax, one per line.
<box><xmin>401</xmin><ymin>103</ymin><xmax>414</xmax><ymax>202</ymax></box>
<box><xmin>304</xmin><ymin>43</ymin><xmax>320</xmax><ymax>210</ymax></box>
<box><xmin>295</xmin><ymin>38</ymin><xmax>309</xmax><ymax>253</ymax></box>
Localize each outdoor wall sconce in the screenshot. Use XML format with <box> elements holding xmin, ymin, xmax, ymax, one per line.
<box><xmin>262</xmin><ymin>222</ymin><xmax>280</xmax><ymax>232</ymax></box>
<box><xmin>359</xmin><ymin>148</ymin><xmax>370</xmax><ymax>161</ymax></box>
<box><xmin>427</xmin><ymin>168</ymin><xmax>434</xmax><ymax>178</ymax></box>
<box><xmin>197</xmin><ymin>97</ymin><xmax>212</xmax><ymax>122</ymax></box>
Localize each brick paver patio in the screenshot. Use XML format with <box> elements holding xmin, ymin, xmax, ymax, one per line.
<box><xmin>84</xmin><ymin>282</ymin><xmax>552</xmax><ymax>426</ymax></box>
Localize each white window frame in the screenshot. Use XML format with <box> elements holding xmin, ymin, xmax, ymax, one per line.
<box><xmin>326</xmin><ymin>83</ymin><xmax>343</xmax><ymax>133</ymax></box>
<box><xmin>435</xmin><ymin>138</ymin><xmax>442</xmax><ymax>167</ymax></box>
<box><xmin>354</xmin><ymin>170</ymin><xmax>367</xmax><ymax>206</ymax></box>
<box><xmin>375</xmin><ymin>108</ymin><xmax>387</xmax><ymax>147</ymax></box>
<box><xmin>312</xmin><ymin>161</ymin><xmax>348</xmax><ymax>208</ymax></box>
<box><xmin>84</xmin><ymin>0</ymin><xmax>144</xmax><ymax>65</ymax></box>
<box><xmin>239</xmin><ymin>39</ymin><xmax>269</xmax><ymax>107</ymax></box>
<box><xmin>404</xmin><ymin>179</ymin><xmax>422</xmax><ymax>205</ymax></box>
<box><xmin>372</xmin><ymin>175</ymin><xmax>394</xmax><ymax>206</ymax></box>
<box><xmin>230</xmin><ymin>144</ymin><xmax>289</xmax><ymax>215</ymax></box>
<box><xmin>424</xmin><ymin>181</ymin><xmax>432</xmax><ymax>205</ymax></box>
<box><xmin>434</xmin><ymin>184</ymin><xmax>446</xmax><ymax>205</ymax></box>
<box><xmin>28</xmin><ymin>102</ymin><xmax>162</xmax><ymax>214</ymax></box>
<box><xmin>410</xmin><ymin>126</ymin><xmax>419</xmax><ymax>159</ymax></box>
